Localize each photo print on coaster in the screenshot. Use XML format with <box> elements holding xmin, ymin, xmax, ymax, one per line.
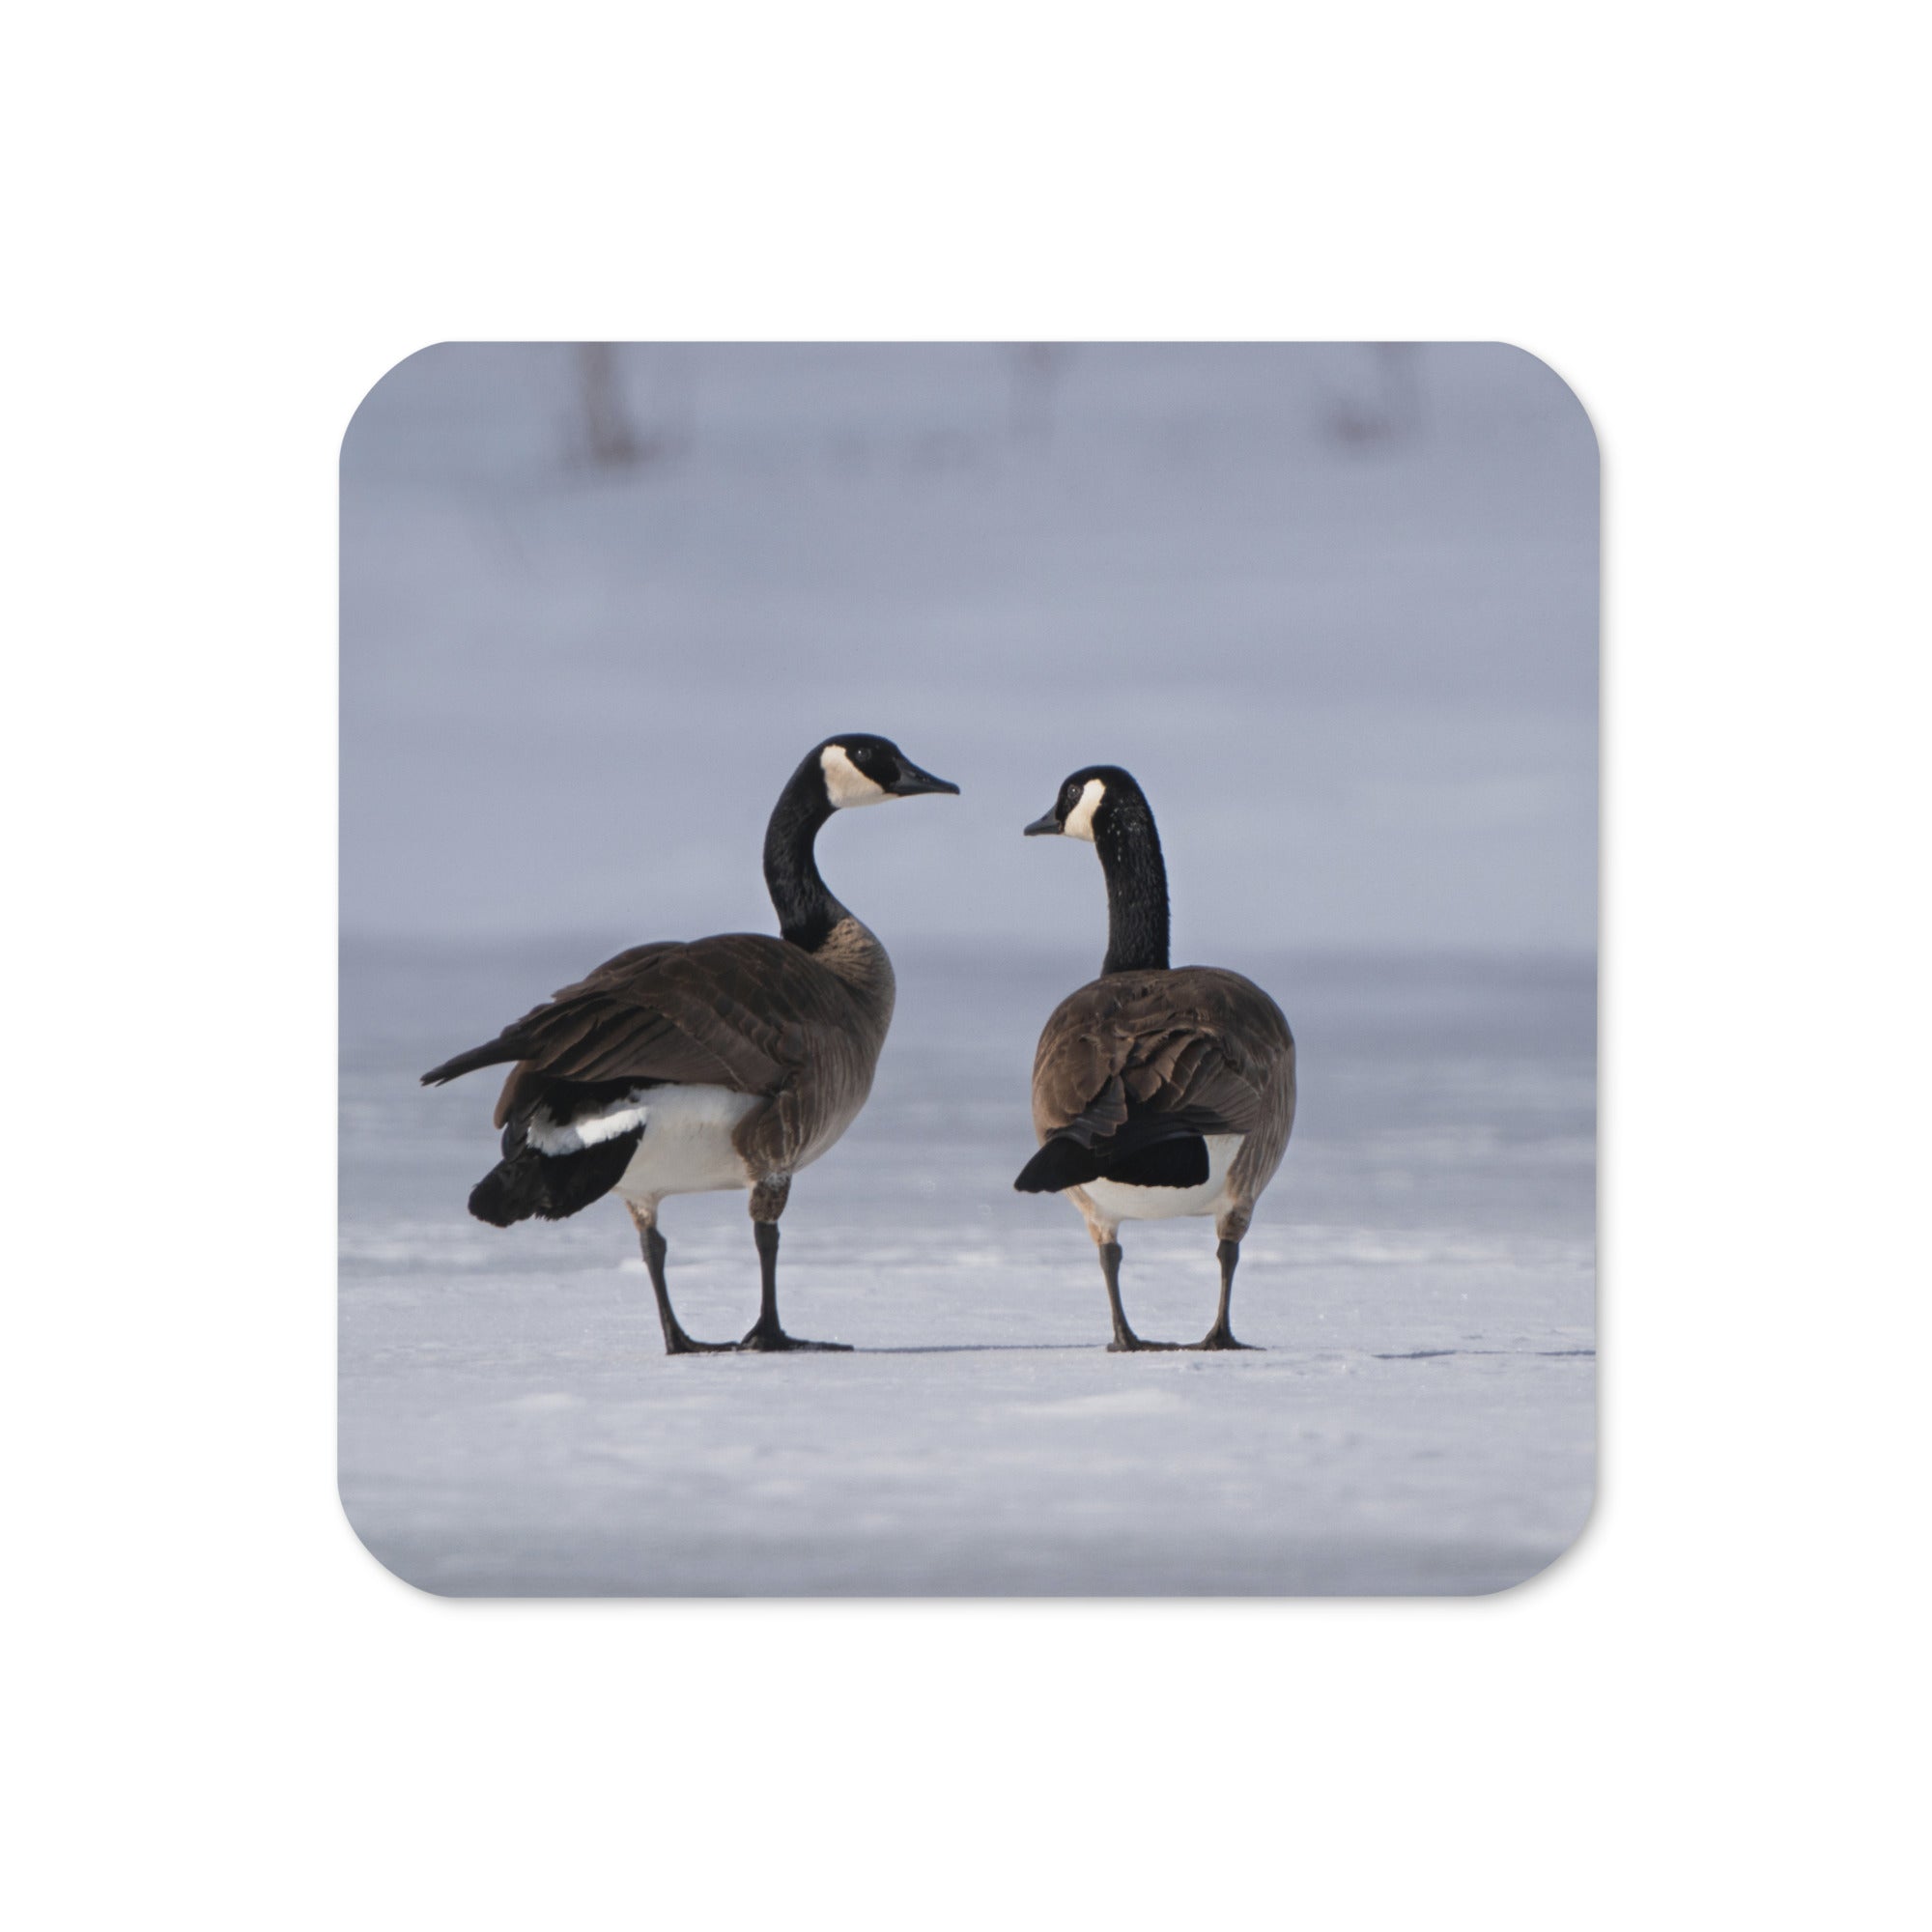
<box><xmin>340</xmin><ymin>342</ymin><xmax>1598</xmax><ymax>1596</ymax></box>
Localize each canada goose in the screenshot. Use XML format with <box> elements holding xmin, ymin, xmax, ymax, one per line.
<box><xmin>1016</xmin><ymin>767</ymin><xmax>1295</xmax><ymax>1350</ymax></box>
<box><xmin>421</xmin><ymin>735</ymin><xmax>958</xmax><ymax>1353</ymax></box>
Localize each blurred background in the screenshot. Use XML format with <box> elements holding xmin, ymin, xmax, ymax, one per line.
<box><xmin>341</xmin><ymin>342</ymin><xmax>1596</xmax><ymax>959</ymax></box>
<box><xmin>339</xmin><ymin>344</ymin><xmax>1598</xmax><ymax>1595</ymax></box>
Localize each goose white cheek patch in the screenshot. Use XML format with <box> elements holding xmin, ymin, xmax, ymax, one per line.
<box><xmin>1063</xmin><ymin>778</ymin><xmax>1105</xmax><ymax>840</ymax></box>
<box><xmin>821</xmin><ymin>744</ymin><xmax>890</xmax><ymax>808</ymax></box>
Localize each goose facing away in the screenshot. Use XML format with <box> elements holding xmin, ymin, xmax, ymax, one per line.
<box><xmin>1016</xmin><ymin>766</ymin><xmax>1296</xmax><ymax>1350</ymax></box>
<box><xmin>421</xmin><ymin>735</ymin><xmax>958</xmax><ymax>1353</ymax></box>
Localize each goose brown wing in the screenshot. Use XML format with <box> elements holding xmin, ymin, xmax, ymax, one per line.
<box><xmin>1031</xmin><ymin>967</ymin><xmax>1291</xmax><ymax>1148</ymax></box>
<box><xmin>420</xmin><ymin>934</ymin><xmax>858</xmax><ymax>1128</ymax></box>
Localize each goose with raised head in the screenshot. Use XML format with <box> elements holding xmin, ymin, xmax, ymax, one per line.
<box><xmin>422</xmin><ymin>735</ymin><xmax>958</xmax><ymax>1353</ymax></box>
<box><xmin>1016</xmin><ymin>766</ymin><xmax>1296</xmax><ymax>1350</ymax></box>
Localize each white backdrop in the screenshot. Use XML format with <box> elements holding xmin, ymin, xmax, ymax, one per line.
<box><xmin>8</xmin><ymin>4</ymin><xmax>1926</xmax><ymax>1928</ymax></box>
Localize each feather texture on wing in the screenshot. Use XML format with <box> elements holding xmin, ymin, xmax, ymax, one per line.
<box><xmin>423</xmin><ymin>924</ymin><xmax>895</xmax><ymax>1179</ymax></box>
<box><xmin>1030</xmin><ymin>966</ymin><xmax>1296</xmax><ymax>1202</ymax></box>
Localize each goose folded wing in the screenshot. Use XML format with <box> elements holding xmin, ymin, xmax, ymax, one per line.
<box><xmin>420</xmin><ymin>935</ymin><xmax>838</xmax><ymax>1127</ymax></box>
<box><xmin>1034</xmin><ymin>999</ymin><xmax>1269</xmax><ymax>1150</ymax></box>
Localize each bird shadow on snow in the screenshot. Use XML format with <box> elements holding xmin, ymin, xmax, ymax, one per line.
<box><xmin>793</xmin><ymin>1342</ymin><xmax>1102</xmax><ymax>1356</ymax></box>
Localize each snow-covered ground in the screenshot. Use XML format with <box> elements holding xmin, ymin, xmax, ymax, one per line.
<box><xmin>340</xmin><ymin>936</ymin><xmax>1595</xmax><ymax>1595</ymax></box>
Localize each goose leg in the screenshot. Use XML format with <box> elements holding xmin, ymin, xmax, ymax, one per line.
<box><xmin>629</xmin><ymin>1206</ymin><xmax>735</xmax><ymax>1355</ymax></box>
<box><xmin>738</xmin><ymin>1181</ymin><xmax>850</xmax><ymax>1352</ymax></box>
<box><xmin>1189</xmin><ymin>1237</ymin><xmax>1261</xmax><ymax>1350</ymax></box>
<box><xmin>1099</xmin><ymin>1238</ymin><xmax>1178</xmax><ymax>1352</ymax></box>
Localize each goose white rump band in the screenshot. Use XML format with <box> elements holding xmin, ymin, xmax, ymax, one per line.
<box><xmin>529</xmin><ymin>1083</ymin><xmax>760</xmax><ymax>1199</ymax></box>
<box><xmin>1081</xmin><ymin>1133</ymin><xmax>1244</xmax><ymax>1222</ymax></box>
<box><xmin>821</xmin><ymin>744</ymin><xmax>889</xmax><ymax>809</ymax></box>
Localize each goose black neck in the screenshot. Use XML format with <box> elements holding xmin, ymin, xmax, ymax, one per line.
<box><xmin>764</xmin><ymin>760</ymin><xmax>847</xmax><ymax>951</ymax></box>
<box><xmin>1095</xmin><ymin>806</ymin><xmax>1171</xmax><ymax>975</ymax></box>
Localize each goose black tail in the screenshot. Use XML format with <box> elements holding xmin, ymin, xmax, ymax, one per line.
<box><xmin>468</xmin><ymin>1129</ymin><xmax>643</xmax><ymax>1226</ymax></box>
<box><xmin>1014</xmin><ymin>1128</ymin><xmax>1210</xmax><ymax>1194</ymax></box>
<box><xmin>421</xmin><ymin>1037</ymin><xmax>526</xmax><ymax>1088</ymax></box>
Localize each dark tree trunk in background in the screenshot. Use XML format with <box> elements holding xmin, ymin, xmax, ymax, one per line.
<box><xmin>1008</xmin><ymin>342</ymin><xmax>1072</xmax><ymax>447</ymax></box>
<box><xmin>1324</xmin><ymin>342</ymin><xmax>1424</xmax><ymax>449</ymax></box>
<box><xmin>575</xmin><ymin>342</ymin><xmax>643</xmax><ymax>469</ymax></box>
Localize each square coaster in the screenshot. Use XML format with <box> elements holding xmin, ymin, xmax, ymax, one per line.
<box><xmin>340</xmin><ymin>341</ymin><xmax>1597</xmax><ymax>1595</ymax></box>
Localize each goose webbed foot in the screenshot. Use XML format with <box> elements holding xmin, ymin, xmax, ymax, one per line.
<box><xmin>633</xmin><ymin>1218</ymin><xmax>736</xmax><ymax>1355</ymax></box>
<box><xmin>662</xmin><ymin>1327</ymin><xmax>739</xmax><ymax>1355</ymax></box>
<box><xmin>1186</xmin><ymin>1325</ymin><xmax>1261</xmax><ymax>1351</ymax></box>
<box><xmin>1185</xmin><ymin>1240</ymin><xmax>1260</xmax><ymax>1349</ymax></box>
<box><xmin>740</xmin><ymin>1212</ymin><xmax>848</xmax><ymax>1350</ymax></box>
<box><xmin>1095</xmin><ymin>1242</ymin><xmax>1177</xmax><ymax>1351</ymax></box>
<box><xmin>737</xmin><ymin>1321</ymin><xmax>852</xmax><ymax>1353</ymax></box>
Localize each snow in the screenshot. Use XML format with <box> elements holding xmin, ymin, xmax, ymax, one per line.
<box><xmin>339</xmin><ymin>938</ymin><xmax>1595</xmax><ymax>1595</ymax></box>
